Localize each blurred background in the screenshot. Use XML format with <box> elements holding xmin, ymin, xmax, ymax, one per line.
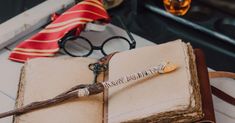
<box><xmin>0</xmin><ymin>0</ymin><xmax>45</xmax><ymax>23</ymax></box>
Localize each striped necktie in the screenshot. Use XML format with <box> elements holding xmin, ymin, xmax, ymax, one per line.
<box><xmin>9</xmin><ymin>0</ymin><xmax>109</xmax><ymax>62</ymax></box>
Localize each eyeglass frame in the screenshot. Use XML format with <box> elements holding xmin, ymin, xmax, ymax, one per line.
<box><xmin>58</xmin><ymin>15</ymin><xmax>136</xmax><ymax>57</ymax></box>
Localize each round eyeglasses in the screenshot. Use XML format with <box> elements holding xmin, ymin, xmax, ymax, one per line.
<box><xmin>58</xmin><ymin>16</ymin><xmax>136</xmax><ymax>57</ymax></box>
<box><xmin>59</xmin><ymin>35</ymin><xmax>135</xmax><ymax>57</ymax></box>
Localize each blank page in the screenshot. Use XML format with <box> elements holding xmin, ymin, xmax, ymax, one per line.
<box><xmin>15</xmin><ymin>57</ymin><xmax>103</xmax><ymax>123</ymax></box>
<box><xmin>107</xmin><ymin>40</ymin><xmax>196</xmax><ymax>122</ymax></box>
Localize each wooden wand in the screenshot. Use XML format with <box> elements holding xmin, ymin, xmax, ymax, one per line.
<box><xmin>0</xmin><ymin>62</ymin><xmax>177</xmax><ymax>118</ymax></box>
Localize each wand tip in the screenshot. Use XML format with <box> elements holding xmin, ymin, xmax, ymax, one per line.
<box><xmin>163</xmin><ymin>62</ymin><xmax>178</xmax><ymax>73</ymax></box>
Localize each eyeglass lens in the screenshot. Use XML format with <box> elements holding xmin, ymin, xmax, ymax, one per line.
<box><xmin>64</xmin><ymin>37</ymin><xmax>92</xmax><ymax>57</ymax></box>
<box><xmin>102</xmin><ymin>36</ymin><xmax>131</xmax><ymax>55</ymax></box>
<box><xmin>63</xmin><ymin>36</ymin><xmax>131</xmax><ymax>57</ymax></box>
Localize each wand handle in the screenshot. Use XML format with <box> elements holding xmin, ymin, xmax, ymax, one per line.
<box><xmin>102</xmin><ymin>62</ymin><xmax>177</xmax><ymax>88</ymax></box>
<box><xmin>77</xmin><ymin>62</ymin><xmax>177</xmax><ymax>96</ymax></box>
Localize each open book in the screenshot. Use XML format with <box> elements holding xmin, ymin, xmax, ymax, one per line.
<box><xmin>14</xmin><ymin>40</ymin><xmax>215</xmax><ymax>123</ymax></box>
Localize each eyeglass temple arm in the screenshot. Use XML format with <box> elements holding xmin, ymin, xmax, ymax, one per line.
<box><xmin>114</xmin><ymin>15</ymin><xmax>136</xmax><ymax>48</ymax></box>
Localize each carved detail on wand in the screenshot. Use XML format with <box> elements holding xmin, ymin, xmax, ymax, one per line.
<box><xmin>0</xmin><ymin>62</ymin><xmax>177</xmax><ymax>118</ymax></box>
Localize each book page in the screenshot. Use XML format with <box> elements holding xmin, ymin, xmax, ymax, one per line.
<box><xmin>15</xmin><ymin>57</ymin><xmax>104</xmax><ymax>123</ymax></box>
<box><xmin>107</xmin><ymin>40</ymin><xmax>195</xmax><ymax>122</ymax></box>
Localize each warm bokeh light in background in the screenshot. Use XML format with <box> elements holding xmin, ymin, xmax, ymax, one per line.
<box><xmin>163</xmin><ymin>0</ymin><xmax>191</xmax><ymax>16</ymax></box>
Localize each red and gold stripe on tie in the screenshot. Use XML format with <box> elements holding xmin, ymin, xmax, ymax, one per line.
<box><xmin>9</xmin><ymin>0</ymin><xmax>110</xmax><ymax>62</ymax></box>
